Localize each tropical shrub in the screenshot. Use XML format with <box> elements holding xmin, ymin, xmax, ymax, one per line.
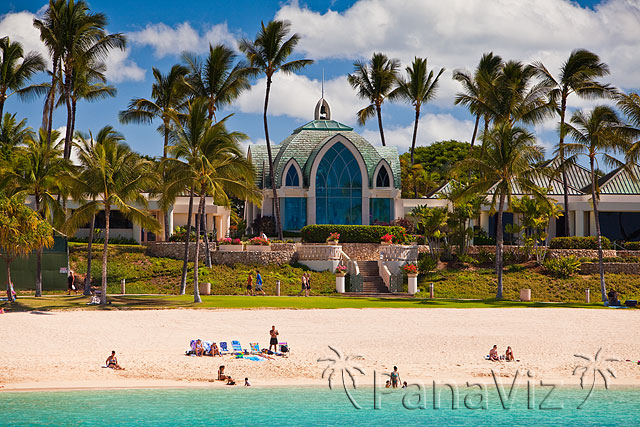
<box><xmin>247</xmin><ymin>236</ymin><xmax>270</xmax><ymax>246</ymax></box>
<box><xmin>381</xmin><ymin>233</ymin><xmax>394</xmax><ymax>243</ymax></box>
<box><xmin>300</xmin><ymin>225</ymin><xmax>405</xmax><ymax>243</ymax></box>
<box><xmin>623</xmin><ymin>241</ymin><xmax>640</xmax><ymax>250</ymax></box>
<box><xmin>68</xmin><ymin>236</ymin><xmax>140</xmax><ymax>245</ymax></box>
<box><xmin>578</xmin><ymin>256</ymin><xmax>640</xmax><ymax>263</ymax></box>
<box><xmin>326</xmin><ymin>232</ymin><xmax>340</xmax><ymax>242</ymax></box>
<box><xmin>474</xmin><ymin>249</ymin><xmax>495</xmax><ymax>264</ymax></box>
<box><xmin>473</xmin><ymin>228</ymin><xmax>496</xmax><ymax>245</ymax></box>
<box><xmin>549</xmin><ymin>236</ymin><xmax>611</xmax><ymax>250</ymax></box>
<box><xmin>543</xmin><ymin>256</ymin><xmax>582</xmax><ymax>278</ymax></box>
<box><xmin>457</xmin><ymin>254</ymin><xmax>479</xmax><ymax>265</ymax></box>
<box><xmin>418</xmin><ymin>253</ymin><xmax>437</xmax><ymax>273</ymax></box>
<box><xmin>219</xmin><ymin>238</ymin><xmax>242</xmax><ymax>245</ymax></box>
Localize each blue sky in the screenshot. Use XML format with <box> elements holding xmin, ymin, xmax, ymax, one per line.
<box><xmin>1</xmin><ymin>0</ymin><xmax>639</xmax><ymax>160</ymax></box>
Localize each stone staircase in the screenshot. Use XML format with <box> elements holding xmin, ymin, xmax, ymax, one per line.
<box><xmin>357</xmin><ymin>260</ymin><xmax>390</xmax><ymax>294</ymax></box>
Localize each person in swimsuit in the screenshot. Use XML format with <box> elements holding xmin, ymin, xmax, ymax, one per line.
<box><xmin>195</xmin><ymin>339</ymin><xmax>204</xmax><ymax>357</ymax></box>
<box><xmin>489</xmin><ymin>345</ymin><xmax>499</xmax><ymax>361</ymax></box>
<box><xmin>505</xmin><ymin>346</ymin><xmax>514</xmax><ymax>362</ymax></box>
<box><xmin>210</xmin><ymin>342</ymin><xmax>221</xmax><ymax>357</ymax></box>
<box><xmin>105</xmin><ymin>351</ymin><xmax>124</xmax><ymax>370</ymax></box>
<box><xmin>244</xmin><ymin>377</ymin><xmax>251</xmax><ymax>387</ymax></box>
<box><xmin>390</xmin><ymin>366</ymin><xmax>401</xmax><ymax>388</ymax></box>
<box><xmin>269</xmin><ymin>325</ymin><xmax>279</xmax><ymax>352</ymax></box>
<box><xmin>246</xmin><ymin>273</ymin><xmax>253</xmax><ymax>296</ymax></box>
<box><xmin>255</xmin><ymin>270</ymin><xmax>265</xmax><ymax>295</ymax></box>
<box><xmin>218</xmin><ymin>365</ymin><xmax>228</xmax><ymax>381</ymax></box>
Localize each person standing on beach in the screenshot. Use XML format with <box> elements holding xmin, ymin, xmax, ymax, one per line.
<box><xmin>255</xmin><ymin>270</ymin><xmax>265</xmax><ymax>295</ymax></box>
<box><xmin>390</xmin><ymin>366</ymin><xmax>401</xmax><ymax>388</ymax></box>
<box><xmin>246</xmin><ymin>272</ymin><xmax>253</xmax><ymax>296</ymax></box>
<box><xmin>269</xmin><ymin>325</ymin><xmax>279</xmax><ymax>352</ymax></box>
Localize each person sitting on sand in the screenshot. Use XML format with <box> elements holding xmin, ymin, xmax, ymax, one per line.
<box><xmin>489</xmin><ymin>345</ymin><xmax>499</xmax><ymax>361</ymax></box>
<box><xmin>226</xmin><ymin>376</ymin><xmax>236</xmax><ymax>385</ymax></box>
<box><xmin>210</xmin><ymin>342</ymin><xmax>221</xmax><ymax>357</ymax></box>
<box><xmin>105</xmin><ymin>351</ymin><xmax>124</xmax><ymax>370</ymax></box>
<box><xmin>218</xmin><ymin>365</ymin><xmax>228</xmax><ymax>381</ymax></box>
<box><xmin>505</xmin><ymin>346</ymin><xmax>514</xmax><ymax>362</ymax></box>
<box><xmin>195</xmin><ymin>339</ymin><xmax>204</xmax><ymax>357</ymax></box>
<box><xmin>244</xmin><ymin>377</ymin><xmax>251</xmax><ymax>387</ymax></box>
<box><xmin>390</xmin><ymin>366</ymin><xmax>401</xmax><ymax>388</ymax></box>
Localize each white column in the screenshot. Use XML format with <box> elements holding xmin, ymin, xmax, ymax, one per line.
<box><xmin>215</xmin><ymin>215</ymin><xmax>224</xmax><ymax>240</ymax></box>
<box><xmin>132</xmin><ymin>222</ymin><xmax>142</xmax><ymax>244</ymax></box>
<box><xmin>480</xmin><ymin>211</ymin><xmax>490</xmax><ymax>234</ymax></box>
<box><xmin>362</xmin><ymin>196</ymin><xmax>370</xmax><ymax>225</ymax></box>
<box><xmin>574</xmin><ymin>210</ymin><xmax>584</xmax><ymax>237</ymax></box>
<box><xmin>167</xmin><ymin>204</ymin><xmax>174</xmax><ymax>238</ymax></box>
<box><xmin>336</xmin><ymin>275</ymin><xmax>345</xmax><ymax>293</ymax></box>
<box><xmin>408</xmin><ymin>275</ymin><xmax>418</xmax><ymax>295</ymax></box>
<box><xmin>307</xmin><ymin>195</ymin><xmax>315</xmax><ymax>225</ymax></box>
<box><xmin>589</xmin><ymin>211</ymin><xmax>596</xmax><ymax>236</ymax></box>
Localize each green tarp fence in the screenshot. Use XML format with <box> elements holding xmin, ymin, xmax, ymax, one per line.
<box><xmin>0</xmin><ymin>235</ymin><xmax>69</xmax><ymax>291</ymax></box>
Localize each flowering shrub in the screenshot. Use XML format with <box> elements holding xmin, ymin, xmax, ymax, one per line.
<box><xmin>248</xmin><ymin>236</ymin><xmax>270</xmax><ymax>246</ymax></box>
<box><xmin>219</xmin><ymin>238</ymin><xmax>242</xmax><ymax>245</ymax></box>
<box><xmin>335</xmin><ymin>264</ymin><xmax>347</xmax><ymax>274</ymax></box>
<box><xmin>326</xmin><ymin>232</ymin><xmax>340</xmax><ymax>242</ymax></box>
<box><xmin>381</xmin><ymin>233</ymin><xmax>394</xmax><ymax>243</ymax></box>
<box><xmin>403</xmin><ymin>263</ymin><xmax>418</xmax><ymax>274</ymax></box>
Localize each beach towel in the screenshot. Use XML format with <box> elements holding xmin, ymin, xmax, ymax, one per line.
<box><xmin>250</xmin><ymin>343</ymin><xmax>260</xmax><ymax>353</ymax></box>
<box><xmin>244</xmin><ymin>355</ymin><xmax>266</xmax><ymax>362</ymax></box>
<box><xmin>203</xmin><ymin>341</ymin><xmax>212</xmax><ymax>353</ymax></box>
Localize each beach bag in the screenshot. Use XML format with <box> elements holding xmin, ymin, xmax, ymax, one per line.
<box><xmin>279</xmin><ymin>344</ymin><xmax>288</xmax><ymax>353</ymax></box>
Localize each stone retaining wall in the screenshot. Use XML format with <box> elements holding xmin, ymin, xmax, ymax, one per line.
<box><xmin>619</xmin><ymin>251</ymin><xmax>640</xmax><ymax>258</ymax></box>
<box><xmin>547</xmin><ymin>249</ymin><xmax>617</xmax><ymax>259</ymax></box>
<box><xmin>579</xmin><ymin>262</ymin><xmax>640</xmax><ymax>275</ymax></box>
<box><xmin>210</xmin><ymin>250</ymin><xmax>295</xmax><ymax>266</ymax></box>
<box><xmin>145</xmin><ymin>242</ymin><xmax>208</xmax><ymax>261</ymax></box>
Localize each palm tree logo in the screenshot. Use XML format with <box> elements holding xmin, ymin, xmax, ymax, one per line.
<box><xmin>573</xmin><ymin>348</ymin><xmax>618</xmax><ymax>409</ymax></box>
<box><xmin>318</xmin><ymin>345</ymin><xmax>365</xmax><ymax>409</ymax></box>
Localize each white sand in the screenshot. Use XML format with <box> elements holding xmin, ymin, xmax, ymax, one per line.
<box><xmin>1</xmin><ymin>308</ymin><xmax>639</xmax><ymax>391</ymax></box>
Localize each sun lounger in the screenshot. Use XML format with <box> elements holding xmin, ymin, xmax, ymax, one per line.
<box><xmin>231</xmin><ymin>340</ymin><xmax>244</xmax><ymax>353</ymax></box>
<box><xmin>219</xmin><ymin>342</ymin><xmax>230</xmax><ymax>354</ymax></box>
<box><xmin>250</xmin><ymin>343</ymin><xmax>260</xmax><ymax>354</ymax></box>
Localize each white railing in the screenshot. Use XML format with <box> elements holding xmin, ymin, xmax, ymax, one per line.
<box><xmin>297</xmin><ymin>244</ymin><xmax>342</xmax><ymax>260</ymax></box>
<box><xmin>380</xmin><ymin>244</ymin><xmax>418</xmax><ymax>262</ymax></box>
<box><xmin>380</xmin><ymin>262</ymin><xmax>392</xmax><ymax>291</ymax></box>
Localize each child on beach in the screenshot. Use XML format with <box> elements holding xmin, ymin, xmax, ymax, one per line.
<box><xmin>245</xmin><ymin>377</ymin><xmax>251</xmax><ymax>386</ymax></box>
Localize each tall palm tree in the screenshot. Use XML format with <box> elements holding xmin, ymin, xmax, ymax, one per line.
<box><xmin>460</xmin><ymin>122</ymin><xmax>546</xmax><ymax>299</ymax></box>
<box><xmin>0</xmin><ymin>113</ymin><xmax>32</xmax><ymax>166</ymax></box>
<box><xmin>61</xmin><ymin>127</ymin><xmax>158</xmax><ymax>304</ymax></box>
<box><xmin>348</xmin><ymin>52</ymin><xmax>400</xmax><ymax>147</ymax></box>
<box><xmin>166</xmin><ymin>98</ymin><xmax>258</xmax><ymax>302</ymax></box>
<box><xmin>533</xmin><ymin>49</ymin><xmax>613</xmax><ymax>237</ymax></box>
<box><xmin>564</xmin><ymin>106</ymin><xmax>634</xmax><ymax>302</ymax></box>
<box><xmin>9</xmin><ymin>128</ymin><xmax>68</xmax><ymax>297</ymax></box>
<box><xmin>183</xmin><ymin>43</ymin><xmax>252</xmax><ymax>121</ymax></box>
<box><xmin>617</xmin><ymin>92</ymin><xmax>640</xmax><ymax>161</ymax></box>
<box><xmin>453</xmin><ymin>52</ymin><xmax>503</xmax><ymax>148</ymax></box>
<box><xmin>239</xmin><ymin>20</ymin><xmax>313</xmax><ymax>240</ymax></box>
<box><xmin>119</xmin><ymin>64</ymin><xmax>188</xmax><ymax>241</ymax></box>
<box><xmin>395</xmin><ymin>57</ymin><xmax>444</xmax><ymax>166</ymax></box>
<box><xmin>33</xmin><ymin>0</ymin><xmax>66</xmax><ymax>144</ymax></box>
<box><xmin>0</xmin><ymin>37</ymin><xmax>47</xmax><ymax>119</ymax></box>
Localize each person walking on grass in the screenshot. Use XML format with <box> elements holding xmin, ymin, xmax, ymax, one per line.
<box><xmin>246</xmin><ymin>272</ymin><xmax>253</xmax><ymax>296</ymax></box>
<box><xmin>305</xmin><ymin>272</ymin><xmax>311</xmax><ymax>297</ymax></box>
<box><xmin>298</xmin><ymin>273</ymin><xmax>307</xmax><ymax>296</ymax></box>
<box><xmin>269</xmin><ymin>325</ymin><xmax>279</xmax><ymax>352</ymax></box>
<box><xmin>255</xmin><ymin>270</ymin><xmax>265</xmax><ymax>295</ymax></box>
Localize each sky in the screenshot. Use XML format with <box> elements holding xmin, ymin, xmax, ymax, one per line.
<box><xmin>1</xmin><ymin>0</ymin><xmax>640</xmax><ymax>160</ymax></box>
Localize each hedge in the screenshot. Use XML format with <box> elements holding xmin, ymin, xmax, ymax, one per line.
<box><xmin>549</xmin><ymin>236</ymin><xmax>611</xmax><ymax>250</ymax></box>
<box><xmin>623</xmin><ymin>241</ymin><xmax>640</xmax><ymax>250</ymax></box>
<box><xmin>300</xmin><ymin>225</ymin><xmax>406</xmax><ymax>243</ymax></box>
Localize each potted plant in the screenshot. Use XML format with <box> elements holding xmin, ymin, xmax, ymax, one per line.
<box><xmin>403</xmin><ymin>263</ymin><xmax>419</xmax><ymax>277</ymax></box>
<box><xmin>335</xmin><ymin>264</ymin><xmax>347</xmax><ymax>277</ymax></box>
<box><xmin>381</xmin><ymin>233</ymin><xmax>394</xmax><ymax>246</ymax></box>
<box><xmin>218</xmin><ymin>237</ymin><xmax>243</xmax><ymax>252</ymax></box>
<box><xmin>245</xmin><ymin>236</ymin><xmax>271</xmax><ymax>252</ymax></box>
<box><xmin>326</xmin><ymin>232</ymin><xmax>340</xmax><ymax>245</ymax></box>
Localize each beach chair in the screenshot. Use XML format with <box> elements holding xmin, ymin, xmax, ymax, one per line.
<box><xmin>219</xmin><ymin>341</ymin><xmax>230</xmax><ymax>354</ymax></box>
<box><xmin>231</xmin><ymin>340</ymin><xmax>244</xmax><ymax>353</ymax></box>
<box><xmin>250</xmin><ymin>343</ymin><xmax>260</xmax><ymax>354</ymax></box>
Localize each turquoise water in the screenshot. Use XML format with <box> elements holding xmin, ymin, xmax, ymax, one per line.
<box><xmin>1</xmin><ymin>386</ymin><xmax>638</xmax><ymax>426</ymax></box>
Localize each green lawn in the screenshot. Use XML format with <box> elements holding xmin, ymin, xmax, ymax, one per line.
<box><xmin>0</xmin><ymin>294</ymin><xmax>611</xmax><ymax>312</ymax></box>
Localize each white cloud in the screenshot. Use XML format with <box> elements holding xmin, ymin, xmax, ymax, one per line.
<box><xmin>361</xmin><ymin>113</ymin><xmax>475</xmax><ymax>152</ymax></box>
<box><xmin>128</xmin><ymin>22</ymin><xmax>237</xmax><ymax>58</ymax></box>
<box><xmin>104</xmin><ymin>48</ymin><xmax>145</xmax><ymax>82</ymax></box>
<box><xmin>276</xmin><ymin>0</ymin><xmax>640</xmax><ymax>99</ymax></box>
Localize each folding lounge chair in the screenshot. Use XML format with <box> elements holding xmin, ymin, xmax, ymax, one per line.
<box><xmin>250</xmin><ymin>343</ymin><xmax>260</xmax><ymax>354</ymax></box>
<box><xmin>231</xmin><ymin>340</ymin><xmax>244</xmax><ymax>353</ymax></box>
<box><xmin>219</xmin><ymin>341</ymin><xmax>230</xmax><ymax>354</ymax></box>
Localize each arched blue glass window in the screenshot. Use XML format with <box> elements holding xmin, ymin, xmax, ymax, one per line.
<box><xmin>285</xmin><ymin>165</ymin><xmax>300</xmax><ymax>187</ymax></box>
<box><xmin>376</xmin><ymin>166</ymin><xmax>390</xmax><ymax>187</ymax></box>
<box><xmin>315</xmin><ymin>142</ymin><xmax>362</xmax><ymax>225</ymax></box>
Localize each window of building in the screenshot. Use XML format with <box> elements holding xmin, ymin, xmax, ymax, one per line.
<box><xmin>376</xmin><ymin>166</ymin><xmax>390</xmax><ymax>187</ymax></box>
<box><xmin>88</xmin><ymin>210</ymin><xmax>133</xmax><ymax>229</ymax></box>
<box><xmin>315</xmin><ymin>142</ymin><xmax>362</xmax><ymax>225</ymax></box>
<box><xmin>285</xmin><ymin>165</ymin><xmax>300</xmax><ymax>187</ymax></box>
<box><xmin>599</xmin><ymin>212</ymin><xmax>640</xmax><ymax>241</ymax></box>
<box><xmin>370</xmin><ymin>198</ymin><xmax>392</xmax><ymax>224</ymax></box>
<box><xmin>282</xmin><ymin>197</ymin><xmax>307</xmax><ymax>230</ymax></box>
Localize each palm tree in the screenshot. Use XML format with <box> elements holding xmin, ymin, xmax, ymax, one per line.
<box><xmin>453</xmin><ymin>52</ymin><xmax>503</xmax><ymax>148</ymax></box>
<box><xmin>347</xmin><ymin>52</ymin><xmax>400</xmax><ymax>147</ymax></box>
<box><xmin>0</xmin><ymin>113</ymin><xmax>32</xmax><ymax>166</ymax></box>
<box><xmin>460</xmin><ymin>122</ymin><xmax>546</xmax><ymax>299</ymax></box>
<box><xmin>533</xmin><ymin>49</ymin><xmax>613</xmax><ymax>237</ymax></box>
<box><xmin>61</xmin><ymin>126</ymin><xmax>158</xmax><ymax>304</ymax></box>
<box><xmin>0</xmin><ymin>37</ymin><xmax>47</xmax><ymax>119</ymax></box>
<box><xmin>9</xmin><ymin>128</ymin><xmax>68</xmax><ymax>297</ymax></box>
<box><xmin>165</xmin><ymin>98</ymin><xmax>258</xmax><ymax>302</ymax></box>
<box><xmin>564</xmin><ymin>106</ymin><xmax>633</xmax><ymax>302</ymax></box>
<box><xmin>119</xmin><ymin>64</ymin><xmax>189</xmax><ymax>241</ymax></box>
<box><xmin>183</xmin><ymin>43</ymin><xmax>252</xmax><ymax>121</ymax></box>
<box><xmin>239</xmin><ymin>20</ymin><xmax>313</xmax><ymax>240</ymax></box>
<box><xmin>617</xmin><ymin>92</ymin><xmax>640</xmax><ymax>161</ymax></box>
<box><xmin>395</xmin><ymin>57</ymin><xmax>444</xmax><ymax>166</ymax></box>
<box><xmin>33</xmin><ymin>0</ymin><xmax>65</xmax><ymax>144</ymax></box>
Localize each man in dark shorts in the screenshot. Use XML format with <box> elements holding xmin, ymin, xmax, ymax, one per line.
<box><xmin>67</xmin><ymin>269</ymin><xmax>77</xmax><ymax>295</ymax></box>
<box><xmin>269</xmin><ymin>325</ymin><xmax>279</xmax><ymax>352</ymax></box>
<box><xmin>246</xmin><ymin>272</ymin><xmax>253</xmax><ymax>296</ymax></box>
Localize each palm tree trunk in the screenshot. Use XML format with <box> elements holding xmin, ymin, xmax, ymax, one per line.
<box><xmin>559</xmin><ymin>99</ymin><xmax>570</xmax><ymax>237</ymax></box>
<box><xmin>162</xmin><ymin>125</ymin><xmax>171</xmax><ymax>242</ymax></box>
<box><xmin>202</xmin><ymin>208</ymin><xmax>212</xmax><ymax>268</ymax></box>
<box><xmin>179</xmin><ymin>186</ymin><xmax>194</xmax><ymax>295</ymax></box>
<box><xmin>6</xmin><ymin>259</ymin><xmax>14</xmax><ymax>303</ymax></box>
<box><xmin>0</xmin><ymin>97</ymin><xmax>5</xmax><ymax>119</ymax></box>
<box><xmin>44</xmin><ymin>56</ymin><xmax>58</xmax><ymax>143</ymax></box>
<box><xmin>470</xmin><ymin>114</ymin><xmax>480</xmax><ymax>148</ymax></box>
<box><xmin>376</xmin><ymin>104</ymin><xmax>386</xmax><ymax>146</ymax></box>
<box><xmin>410</xmin><ymin>108</ymin><xmax>420</xmax><ymax>165</ymax></box>
<box><xmin>35</xmin><ymin>195</ymin><xmax>42</xmax><ymax>297</ymax></box>
<box><xmin>495</xmin><ymin>193</ymin><xmax>506</xmax><ymax>299</ymax></box>
<box><xmin>590</xmin><ymin>158</ymin><xmax>606</xmax><ymax>302</ymax></box>
<box><xmin>84</xmin><ymin>208</ymin><xmax>95</xmax><ymax>296</ymax></box>
<box><xmin>263</xmin><ymin>75</ymin><xmax>283</xmax><ymax>240</ymax></box>
<box><xmin>63</xmin><ymin>69</ymin><xmax>73</xmax><ymax>160</ymax></box>
<box><xmin>100</xmin><ymin>205</ymin><xmax>110</xmax><ymax>305</ymax></box>
<box><xmin>192</xmin><ymin>192</ymin><xmax>205</xmax><ymax>303</ymax></box>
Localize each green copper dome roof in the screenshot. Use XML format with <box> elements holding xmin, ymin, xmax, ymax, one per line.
<box><xmin>293</xmin><ymin>120</ymin><xmax>353</xmax><ymax>133</ymax></box>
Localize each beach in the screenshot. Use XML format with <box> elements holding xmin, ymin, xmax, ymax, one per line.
<box><xmin>1</xmin><ymin>307</ymin><xmax>639</xmax><ymax>391</ymax></box>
